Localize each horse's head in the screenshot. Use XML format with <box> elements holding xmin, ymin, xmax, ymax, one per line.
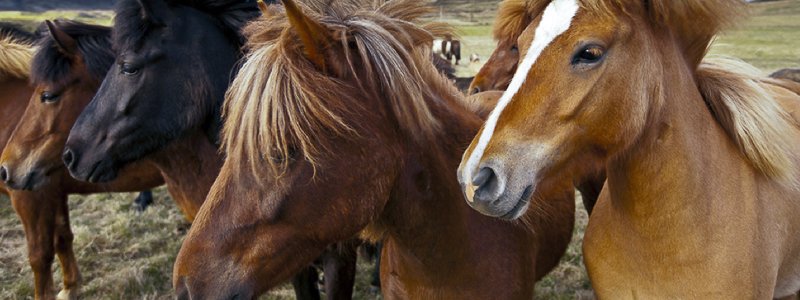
<box><xmin>174</xmin><ymin>0</ymin><xmax>452</xmax><ymax>297</ymax></box>
<box><xmin>62</xmin><ymin>0</ymin><xmax>256</xmax><ymax>183</ymax></box>
<box><xmin>0</xmin><ymin>20</ymin><xmax>112</xmax><ymax>190</ymax></box>
<box><xmin>468</xmin><ymin>0</ymin><xmax>531</xmax><ymax>95</ymax></box>
<box><xmin>458</xmin><ymin>0</ymin><xmax>743</xmax><ymax>219</ymax></box>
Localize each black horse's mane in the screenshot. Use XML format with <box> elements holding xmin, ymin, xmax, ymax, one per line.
<box><xmin>114</xmin><ymin>0</ymin><xmax>260</xmax><ymax>52</ymax></box>
<box><xmin>0</xmin><ymin>22</ymin><xmax>37</xmax><ymax>44</ymax></box>
<box><xmin>30</xmin><ymin>20</ymin><xmax>114</xmax><ymax>87</ymax></box>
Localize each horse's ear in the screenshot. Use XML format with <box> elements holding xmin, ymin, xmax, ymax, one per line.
<box><xmin>257</xmin><ymin>0</ymin><xmax>282</xmax><ymax>18</ymax></box>
<box><xmin>46</xmin><ymin>20</ymin><xmax>77</xmax><ymax>56</ymax></box>
<box><xmin>257</xmin><ymin>0</ymin><xmax>270</xmax><ymax>16</ymax></box>
<box><xmin>281</xmin><ymin>0</ymin><xmax>332</xmax><ymax>71</ymax></box>
<box><xmin>136</xmin><ymin>0</ymin><xmax>167</xmax><ymax>26</ymax></box>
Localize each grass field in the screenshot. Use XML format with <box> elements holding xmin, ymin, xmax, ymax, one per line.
<box><xmin>1</xmin><ymin>0</ymin><xmax>798</xmax><ymax>299</ymax></box>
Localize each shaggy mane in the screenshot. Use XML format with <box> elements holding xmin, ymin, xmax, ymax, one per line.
<box><xmin>0</xmin><ymin>23</ymin><xmax>35</xmax><ymax>80</ymax></box>
<box><xmin>0</xmin><ymin>22</ymin><xmax>36</xmax><ymax>44</ymax></box>
<box><xmin>113</xmin><ymin>0</ymin><xmax>259</xmax><ymax>51</ymax></box>
<box><xmin>30</xmin><ymin>20</ymin><xmax>113</xmax><ymax>87</ymax></box>
<box><xmin>223</xmin><ymin>0</ymin><xmax>457</xmax><ymax>177</ymax></box>
<box><xmin>492</xmin><ymin>0</ymin><xmax>535</xmax><ymax>42</ymax></box>
<box><xmin>698</xmin><ymin>57</ymin><xmax>800</xmax><ymax>187</ymax></box>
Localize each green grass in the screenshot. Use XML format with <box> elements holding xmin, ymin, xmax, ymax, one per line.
<box><xmin>709</xmin><ymin>1</ymin><xmax>800</xmax><ymax>72</ymax></box>
<box><xmin>0</xmin><ymin>0</ymin><xmax>798</xmax><ymax>299</ymax></box>
<box><xmin>0</xmin><ymin>10</ymin><xmax>113</xmax><ymax>30</ymax></box>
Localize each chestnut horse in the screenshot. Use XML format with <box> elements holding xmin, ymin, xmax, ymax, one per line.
<box><xmin>0</xmin><ymin>21</ymin><xmax>164</xmax><ymax>300</ymax></box>
<box><xmin>459</xmin><ymin>0</ymin><xmax>800</xmax><ymax>297</ymax></box>
<box><xmin>173</xmin><ymin>0</ymin><xmax>574</xmax><ymax>298</ymax></box>
<box><xmin>60</xmin><ymin>0</ymin><xmax>360</xmax><ymax>298</ymax></box>
<box><xmin>467</xmin><ymin>0</ymin><xmax>605</xmax><ymax>214</ymax></box>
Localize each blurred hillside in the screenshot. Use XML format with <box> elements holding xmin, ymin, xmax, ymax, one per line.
<box><xmin>0</xmin><ymin>0</ymin><xmax>501</xmax><ymax>18</ymax></box>
<box><xmin>0</xmin><ymin>0</ymin><xmax>114</xmax><ymax>11</ymax></box>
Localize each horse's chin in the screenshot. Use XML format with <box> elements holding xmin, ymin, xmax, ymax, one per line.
<box><xmin>3</xmin><ymin>164</ymin><xmax>60</xmax><ymax>191</ymax></box>
<box><xmin>70</xmin><ymin>157</ymin><xmax>120</xmax><ymax>183</ymax></box>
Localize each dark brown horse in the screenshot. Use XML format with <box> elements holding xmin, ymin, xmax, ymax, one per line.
<box><xmin>771</xmin><ymin>68</ymin><xmax>800</xmax><ymax>84</ymax></box>
<box><xmin>0</xmin><ymin>21</ymin><xmax>164</xmax><ymax>300</ymax></box>
<box><xmin>173</xmin><ymin>0</ymin><xmax>574</xmax><ymax>298</ymax></box>
<box><xmin>60</xmin><ymin>0</ymin><xmax>359</xmax><ymax>298</ymax></box>
<box><xmin>435</xmin><ymin>34</ymin><xmax>462</xmax><ymax>65</ymax></box>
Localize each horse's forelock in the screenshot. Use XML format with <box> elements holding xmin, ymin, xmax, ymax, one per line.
<box><xmin>30</xmin><ymin>21</ymin><xmax>113</xmax><ymax>88</ymax></box>
<box><xmin>112</xmin><ymin>0</ymin><xmax>152</xmax><ymax>52</ymax></box>
<box><xmin>113</xmin><ymin>0</ymin><xmax>258</xmax><ymax>52</ymax></box>
<box><xmin>224</xmin><ymin>0</ymin><xmax>452</xmax><ymax>179</ymax></box>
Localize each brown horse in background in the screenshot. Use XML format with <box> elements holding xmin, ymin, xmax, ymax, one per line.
<box><xmin>459</xmin><ymin>0</ymin><xmax>800</xmax><ymax>297</ymax></box>
<box><xmin>59</xmin><ymin>0</ymin><xmax>362</xmax><ymax>298</ymax></box>
<box><xmin>0</xmin><ymin>22</ymin><xmax>164</xmax><ymax>300</ymax></box>
<box><xmin>466</xmin><ymin>0</ymin><xmax>604</xmax><ymax>213</ymax></box>
<box><xmin>173</xmin><ymin>0</ymin><xmax>575</xmax><ymax>298</ymax></box>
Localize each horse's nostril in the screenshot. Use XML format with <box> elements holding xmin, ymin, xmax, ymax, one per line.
<box><xmin>472</xmin><ymin>167</ymin><xmax>501</xmax><ymax>201</ymax></box>
<box><xmin>62</xmin><ymin>149</ymin><xmax>74</xmax><ymax>168</ymax></box>
<box><xmin>471</xmin><ymin>87</ymin><xmax>481</xmax><ymax>95</ymax></box>
<box><xmin>469</xmin><ymin>166</ymin><xmax>510</xmax><ymax>216</ymax></box>
<box><xmin>0</xmin><ymin>166</ymin><xmax>8</xmax><ymax>183</ymax></box>
<box><xmin>472</xmin><ymin>167</ymin><xmax>494</xmax><ymax>188</ymax></box>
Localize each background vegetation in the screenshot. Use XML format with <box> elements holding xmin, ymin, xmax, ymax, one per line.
<box><xmin>1</xmin><ymin>0</ymin><xmax>798</xmax><ymax>299</ymax></box>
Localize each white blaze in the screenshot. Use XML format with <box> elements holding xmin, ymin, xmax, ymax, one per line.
<box><xmin>462</xmin><ymin>0</ymin><xmax>580</xmax><ymax>185</ymax></box>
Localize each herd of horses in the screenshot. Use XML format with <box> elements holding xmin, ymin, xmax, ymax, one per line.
<box><xmin>1</xmin><ymin>0</ymin><xmax>799</xmax><ymax>299</ymax></box>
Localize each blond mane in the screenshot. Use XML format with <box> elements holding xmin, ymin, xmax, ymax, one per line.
<box><xmin>223</xmin><ymin>0</ymin><xmax>456</xmax><ymax>178</ymax></box>
<box><xmin>698</xmin><ymin>57</ymin><xmax>799</xmax><ymax>187</ymax></box>
<box><xmin>492</xmin><ymin>0</ymin><xmax>536</xmax><ymax>42</ymax></box>
<box><xmin>0</xmin><ymin>36</ymin><xmax>34</xmax><ymax>81</ymax></box>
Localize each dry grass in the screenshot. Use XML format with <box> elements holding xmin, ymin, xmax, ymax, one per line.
<box><xmin>0</xmin><ymin>188</ymin><xmax>380</xmax><ymax>299</ymax></box>
<box><xmin>0</xmin><ymin>188</ymin><xmax>588</xmax><ymax>299</ymax></box>
<box><xmin>0</xmin><ymin>0</ymin><xmax>797</xmax><ymax>298</ymax></box>
<box><xmin>0</xmin><ymin>189</ymin><xmax>187</xmax><ymax>299</ymax></box>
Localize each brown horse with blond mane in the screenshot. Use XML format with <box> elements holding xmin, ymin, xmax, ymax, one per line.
<box><xmin>0</xmin><ymin>21</ymin><xmax>165</xmax><ymax>300</ymax></box>
<box><xmin>467</xmin><ymin>0</ymin><xmax>605</xmax><ymax>214</ymax></box>
<box><xmin>173</xmin><ymin>0</ymin><xmax>575</xmax><ymax>298</ymax></box>
<box><xmin>459</xmin><ymin>0</ymin><xmax>800</xmax><ymax>297</ymax></box>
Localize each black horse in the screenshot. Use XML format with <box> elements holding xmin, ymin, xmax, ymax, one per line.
<box><xmin>62</xmin><ymin>0</ymin><xmax>357</xmax><ymax>298</ymax></box>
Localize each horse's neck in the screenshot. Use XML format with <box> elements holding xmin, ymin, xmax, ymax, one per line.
<box><xmin>0</xmin><ymin>78</ymin><xmax>32</xmax><ymax>149</ymax></box>
<box><xmin>587</xmin><ymin>60</ymin><xmax>800</xmax><ymax>296</ymax></box>
<box><xmin>593</xmin><ymin>60</ymin><xmax>770</xmax><ymax>268</ymax></box>
<box><xmin>382</xmin><ymin>85</ymin><xmax>508</xmax><ymax>277</ymax></box>
<box><xmin>148</xmin><ymin>131</ymin><xmax>223</xmax><ymax>221</ymax></box>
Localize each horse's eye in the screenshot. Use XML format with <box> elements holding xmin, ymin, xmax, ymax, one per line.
<box><xmin>510</xmin><ymin>45</ymin><xmax>518</xmax><ymax>53</ymax></box>
<box><xmin>121</xmin><ymin>63</ymin><xmax>140</xmax><ymax>76</ymax></box>
<box><xmin>40</xmin><ymin>91</ymin><xmax>59</xmax><ymax>103</ymax></box>
<box><xmin>572</xmin><ymin>45</ymin><xmax>605</xmax><ymax>65</ymax></box>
